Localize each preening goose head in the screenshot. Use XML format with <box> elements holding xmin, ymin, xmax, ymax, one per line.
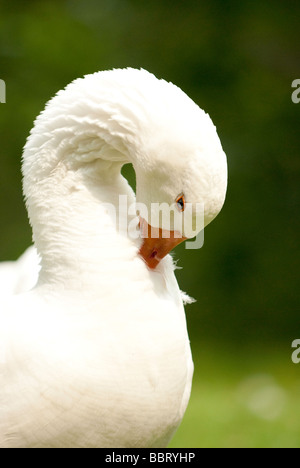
<box><xmin>134</xmin><ymin>86</ymin><xmax>227</xmax><ymax>268</ymax></box>
<box><xmin>116</xmin><ymin>69</ymin><xmax>227</xmax><ymax>268</ymax></box>
<box><xmin>22</xmin><ymin>68</ymin><xmax>227</xmax><ymax>275</ymax></box>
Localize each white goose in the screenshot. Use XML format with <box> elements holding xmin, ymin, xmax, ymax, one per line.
<box><xmin>0</xmin><ymin>68</ymin><xmax>227</xmax><ymax>448</ymax></box>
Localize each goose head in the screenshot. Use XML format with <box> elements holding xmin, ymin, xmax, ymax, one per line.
<box><xmin>129</xmin><ymin>73</ymin><xmax>228</xmax><ymax>269</ymax></box>
<box><xmin>22</xmin><ymin>68</ymin><xmax>227</xmax><ymax>278</ymax></box>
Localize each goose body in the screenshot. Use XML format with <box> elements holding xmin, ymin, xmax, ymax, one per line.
<box><xmin>0</xmin><ymin>69</ymin><xmax>227</xmax><ymax>448</ymax></box>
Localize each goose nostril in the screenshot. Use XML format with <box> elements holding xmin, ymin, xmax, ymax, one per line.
<box><xmin>150</xmin><ymin>250</ymin><xmax>158</xmax><ymax>259</ymax></box>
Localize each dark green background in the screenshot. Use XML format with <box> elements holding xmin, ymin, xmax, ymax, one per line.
<box><xmin>0</xmin><ymin>0</ymin><xmax>300</xmax><ymax>447</ymax></box>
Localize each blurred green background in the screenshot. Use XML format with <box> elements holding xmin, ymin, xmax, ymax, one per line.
<box><xmin>1</xmin><ymin>0</ymin><xmax>300</xmax><ymax>448</ymax></box>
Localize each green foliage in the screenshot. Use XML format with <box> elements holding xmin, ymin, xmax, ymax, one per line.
<box><xmin>170</xmin><ymin>344</ymin><xmax>300</xmax><ymax>448</ymax></box>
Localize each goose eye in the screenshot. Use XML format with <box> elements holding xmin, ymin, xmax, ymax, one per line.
<box><xmin>176</xmin><ymin>194</ymin><xmax>185</xmax><ymax>212</ymax></box>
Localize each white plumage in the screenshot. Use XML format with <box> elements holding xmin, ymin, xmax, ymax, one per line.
<box><xmin>0</xmin><ymin>247</ymin><xmax>39</xmax><ymax>298</ymax></box>
<box><xmin>0</xmin><ymin>68</ymin><xmax>227</xmax><ymax>448</ymax></box>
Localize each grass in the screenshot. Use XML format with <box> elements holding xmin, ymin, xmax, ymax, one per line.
<box><xmin>169</xmin><ymin>343</ymin><xmax>300</xmax><ymax>448</ymax></box>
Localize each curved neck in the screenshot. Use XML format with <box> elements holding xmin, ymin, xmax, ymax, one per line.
<box><xmin>23</xmin><ymin>95</ymin><xmax>143</xmax><ymax>289</ymax></box>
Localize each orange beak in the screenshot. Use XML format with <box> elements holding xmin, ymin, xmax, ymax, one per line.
<box><xmin>138</xmin><ymin>218</ymin><xmax>186</xmax><ymax>269</ymax></box>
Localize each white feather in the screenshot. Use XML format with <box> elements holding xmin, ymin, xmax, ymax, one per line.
<box><xmin>0</xmin><ymin>247</ymin><xmax>39</xmax><ymax>297</ymax></box>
